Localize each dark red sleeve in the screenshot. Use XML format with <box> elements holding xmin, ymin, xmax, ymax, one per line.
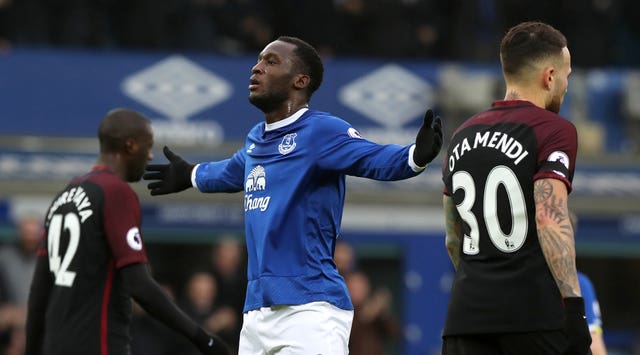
<box><xmin>103</xmin><ymin>181</ymin><xmax>148</xmax><ymax>268</ymax></box>
<box><xmin>533</xmin><ymin>118</ymin><xmax>578</xmax><ymax>193</ymax></box>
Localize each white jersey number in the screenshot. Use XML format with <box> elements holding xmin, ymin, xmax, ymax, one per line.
<box><xmin>48</xmin><ymin>213</ymin><xmax>80</xmax><ymax>287</ymax></box>
<box><xmin>452</xmin><ymin>165</ymin><xmax>528</xmax><ymax>255</ymax></box>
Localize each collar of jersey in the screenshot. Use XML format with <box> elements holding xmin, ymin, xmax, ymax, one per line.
<box><xmin>92</xmin><ymin>165</ymin><xmax>112</xmax><ymax>173</ymax></box>
<box><xmin>492</xmin><ymin>100</ymin><xmax>533</xmax><ymax>108</ymax></box>
<box><xmin>265</xmin><ymin>108</ymin><xmax>309</xmax><ymax>132</ymax></box>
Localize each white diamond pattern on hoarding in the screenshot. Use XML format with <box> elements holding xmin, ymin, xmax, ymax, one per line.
<box><xmin>338</xmin><ymin>64</ymin><xmax>434</xmax><ymax>127</ymax></box>
<box><xmin>122</xmin><ymin>55</ymin><xmax>232</xmax><ymax>120</ymax></box>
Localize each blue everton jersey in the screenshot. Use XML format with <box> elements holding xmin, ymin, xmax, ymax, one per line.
<box><xmin>193</xmin><ymin>109</ymin><xmax>424</xmax><ymax>312</ymax></box>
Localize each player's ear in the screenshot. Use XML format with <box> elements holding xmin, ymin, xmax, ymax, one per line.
<box><xmin>542</xmin><ymin>66</ymin><xmax>555</xmax><ymax>91</ymax></box>
<box><xmin>293</xmin><ymin>73</ymin><xmax>310</xmax><ymax>91</ymax></box>
<box><xmin>124</xmin><ymin>138</ymin><xmax>138</xmax><ymax>155</ymax></box>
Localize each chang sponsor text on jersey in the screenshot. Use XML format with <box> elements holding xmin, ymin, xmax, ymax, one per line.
<box><xmin>245</xmin><ymin>165</ymin><xmax>271</xmax><ymax>212</ymax></box>
<box><xmin>448</xmin><ymin>130</ymin><xmax>529</xmax><ymax>170</ymax></box>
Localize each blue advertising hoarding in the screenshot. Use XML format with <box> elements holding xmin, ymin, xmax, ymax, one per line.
<box><xmin>1</xmin><ymin>49</ymin><xmax>445</xmax><ymax>146</ymax></box>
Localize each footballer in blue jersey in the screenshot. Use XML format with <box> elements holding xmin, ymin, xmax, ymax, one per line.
<box><xmin>144</xmin><ymin>36</ymin><xmax>443</xmax><ymax>354</ymax></box>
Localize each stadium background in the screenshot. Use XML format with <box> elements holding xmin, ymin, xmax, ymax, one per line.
<box><xmin>0</xmin><ymin>1</ymin><xmax>639</xmax><ymax>354</ymax></box>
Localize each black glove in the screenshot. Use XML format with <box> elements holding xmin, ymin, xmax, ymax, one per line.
<box><xmin>193</xmin><ymin>327</ymin><xmax>231</xmax><ymax>355</ymax></box>
<box><xmin>413</xmin><ymin>109</ymin><xmax>443</xmax><ymax>167</ymax></box>
<box><xmin>143</xmin><ymin>146</ymin><xmax>195</xmax><ymax>195</ymax></box>
<box><xmin>563</xmin><ymin>297</ymin><xmax>592</xmax><ymax>355</ymax></box>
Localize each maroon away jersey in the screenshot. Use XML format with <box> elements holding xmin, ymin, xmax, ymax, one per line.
<box><xmin>38</xmin><ymin>166</ymin><xmax>148</xmax><ymax>355</ymax></box>
<box><xmin>442</xmin><ymin>100</ymin><xmax>578</xmax><ymax>335</ymax></box>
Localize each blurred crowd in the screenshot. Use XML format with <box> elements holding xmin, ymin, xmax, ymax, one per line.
<box><xmin>335</xmin><ymin>241</ymin><xmax>401</xmax><ymax>355</ymax></box>
<box><xmin>130</xmin><ymin>238</ymin><xmax>248</xmax><ymax>355</ymax></box>
<box><xmin>0</xmin><ymin>0</ymin><xmax>638</xmax><ymax>67</ymax></box>
<box><xmin>0</xmin><ymin>215</ymin><xmax>41</xmax><ymax>355</ymax></box>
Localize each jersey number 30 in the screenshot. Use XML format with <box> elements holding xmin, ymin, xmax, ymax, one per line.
<box><xmin>453</xmin><ymin>166</ymin><xmax>528</xmax><ymax>255</ymax></box>
<box><xmin>48</xmin><ymin>213</ymin><xmax>80</xmax><ymax>287</ymax></box>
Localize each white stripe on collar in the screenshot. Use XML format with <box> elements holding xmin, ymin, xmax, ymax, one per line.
<box><xmin>265</xmin><ymin>107</ymin><xmax>309</xmax><ymax>131</ymax></box>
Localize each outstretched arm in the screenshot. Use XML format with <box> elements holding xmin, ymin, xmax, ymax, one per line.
<box><xmin>121</xmin><ymin>263</ymin><xmax>230</xmax><ymax>355</ymax></box>
<box><xmin>144</xmin><ymin>146</ymin><xmax>245</xmax><ymax>194</ymax></box>
<box><xmin>443</xmin><ymin>195</ymin><xmax>463</xmax><ymax>269</ymax></box>
<box><xmin>315</xmin><ymin>109</ymin><xmax>443</xmax><ymax>180</ymax></box>
<box><xmin>143</xmin><ymin>146</ymin><xmax>195</xmax><ymax>196</ymax></box>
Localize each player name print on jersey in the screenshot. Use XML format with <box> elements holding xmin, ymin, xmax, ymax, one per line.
<box><xmin>447</xmin><ymin>130</ymin><xmax>529</xmax><ymax>171</ymax></box>
<box><xmin>46</xmin><ymin>186</ymin><xmax>94</xmax><ymax>223</ymax></box>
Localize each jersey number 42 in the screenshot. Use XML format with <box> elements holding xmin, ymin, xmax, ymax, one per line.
<box><xmin>47</xmin><ymin>213</ymin><xmax>80</xmax><ymax>287</ymax></box>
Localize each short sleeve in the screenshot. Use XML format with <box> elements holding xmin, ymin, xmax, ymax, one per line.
<box><xmin>103</xmin><ymin>182</ymin><xmax>148</xmax><ymax>268</ymax></box>
<box><xmin>533</xmin><ymin>119</ymin><xmax>578</xmax><ymax>192</ymax></box>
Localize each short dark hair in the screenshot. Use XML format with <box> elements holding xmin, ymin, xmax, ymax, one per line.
<box><xmin>98</xmin><ymin>109</ymin><xmax>150</xmax><ymax>153</ymax></box>
<box><xmin>277</xmin><ymin>36</ymin><xmax>324</xmax><ymax>99</ymax></box>
<box><xmin>500</xmin><ymin>21</ymin><xmax>567</xmax><ymax>78</ymax></box>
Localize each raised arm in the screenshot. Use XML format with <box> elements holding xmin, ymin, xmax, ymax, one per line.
<box><xmin>315</xmin><ymin>109</ymin><xmax>442</xmax><ymax>180</ymax></box>
<box><xmin>412</xmin><ymin>109</ymin><xmax>443</xmax><ymax>167</ymax></box>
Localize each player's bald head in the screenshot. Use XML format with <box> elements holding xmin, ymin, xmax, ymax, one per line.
<box><xmin>98</xmin><ymin>108</ymin><xmax>151</xmax><ymax>154</ymax></box>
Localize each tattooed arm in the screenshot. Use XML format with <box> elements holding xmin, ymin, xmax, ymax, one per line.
<box><xmin>443</xmin><ymin>195</ymin><xmax>463</xmax><ymax>269</ymax></box>
<box><xmin>534</xmin><ymin>178</ymin><xmax>581</xmax><ymax>297</ymax></box>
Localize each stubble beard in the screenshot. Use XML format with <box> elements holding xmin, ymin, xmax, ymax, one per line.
<box><xmin>547</xmin><ymin>95</ymin><xmax>563</xmax><ymax>114</ymax></box>
<box><xmin>249</xmin><ymin>90</ymin><xmax>289</xmax><ymax>114</ymax></box>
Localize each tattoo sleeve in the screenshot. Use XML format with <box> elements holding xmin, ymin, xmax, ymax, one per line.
<box><xmin>443</xmin><ymin>195</ymin><xmax>463</xmax><ymax>270</ymax></box>
<box><xmin>534</xmin><ymin>178</ymin><xmax>581</xmax><ymax>297</ymax></box>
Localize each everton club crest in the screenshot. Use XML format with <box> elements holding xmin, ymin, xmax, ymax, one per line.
<box><xmin>278</xmin><ymin>133</ymin><xmax>297</xmax><ymax>155</ymax></box>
